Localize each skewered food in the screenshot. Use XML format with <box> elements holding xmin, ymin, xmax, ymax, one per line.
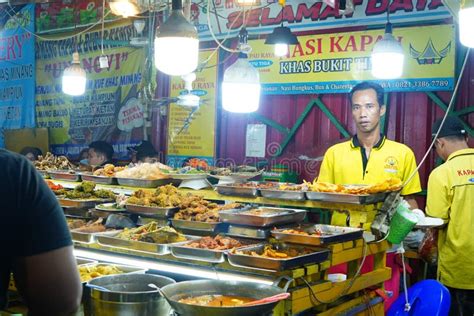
<box><xmin>79</xmin><ymin>264</ymin><xmax>124</xmax><ymax>282</ymax></box>
<box><xmin>117</xmin><ymin>222</ymin><xmax>186</xmax><ymax>244</ymax></box>
<box><xmin>184</xmin><ymin>235</ymin><xmax>242</xmax><ymax>250</ymax></box>
<box><xmin>93</xmin><ymin>164</ymin><xmax>126</xmax><ymax>177</ymax></box>
<box><xmin>34</xmin><ymin>152</ymin><xmax>75</xmax><ymax>171</ymax></box>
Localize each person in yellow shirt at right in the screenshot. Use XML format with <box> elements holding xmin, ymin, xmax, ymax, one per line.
<box><xmin>426</xmin><ymin>116</ymin><xmax>473</xmax><ymax>316</ymax></box>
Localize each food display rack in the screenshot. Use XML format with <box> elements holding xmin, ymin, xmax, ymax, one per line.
<box><xmin>50</xmin><ymin>179</ymin><xmax>390</xmax><ymax>315</ymax></box>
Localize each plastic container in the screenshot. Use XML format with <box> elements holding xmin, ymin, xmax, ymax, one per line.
<box><xmin>387</xmin><ymin>204</ymin><xmax>419</xmax><ymax>244</ymax></box>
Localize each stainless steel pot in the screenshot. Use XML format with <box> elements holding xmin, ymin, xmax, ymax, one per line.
<box><xmin>86</xmin><ymin>273</ymin><xmax>175</xmax><ymax>316</ymax></box>
<box><xmin>160</xmin><ymin>276</ymin><xmax>292</xmax><ymax>316</ymax></box>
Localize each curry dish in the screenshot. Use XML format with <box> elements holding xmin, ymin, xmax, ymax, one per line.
<box><xmin>178</xmin><ymin>295</ymin><xmax>255</xmax><ymax>307</ymax></box>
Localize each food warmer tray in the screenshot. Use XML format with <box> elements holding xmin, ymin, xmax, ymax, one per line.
<box><xmin>171</xmin><ymin>219</ymin><xmax>228</xmax><ymax>236</ymax></box>
<box><xmin>168</xmin><ymin>173</ymin><xmax>208</xmax><ymax>180</ymax></box>
<box><xmin>170</xmin><ymin>238</ymin><xmax>259</xmax><ymax>263</ymax></box>
<box><xmin>81</xmin><ymin>173</ymin><xmax>117</xmax><ymax>185</ymax></box>
<box><xmin>126</xmin><ymin>204</ymin><xmax>179</xmax><ymax>218</ymax></box>
<box><xmin>96</xmin><ymin>231</ymin><xmax>199</xmax><ymax>255</ymax></box>
<box><xmin>37</xmin><ymin>170</ymin><xmax>49</xmax><ymax>178</ymax></box>
<box><xmin>226</xmin><ymin>223</ymin><xmax>297</xmax><ymax>240</ymax></box>
<box><xmin>215</xmin><ymin>182</ymin><xmax>261</xmax><ymax>197</ymax></box>
<box><xmin>259</xmin><ymin>188</ymin><xmax>306</xmax><ymax>201</ymax></box>
<box><xmin>59</xmin><ymin>198</ymin><xmax>111</xmax><ymax>209</ymax></box>
<box><xmin>219</xmin><ymin>207</ymin><xmax>306</xmax><ymax>227</ymax></box>
<box><xmin>71</xmin><ymin>230</ymin><xmax>121</xmax><ymax>244</ymax></box>
<box><xmin>116</xmin><ymin>178</ymin><xmax>173</xmax><ymax>188</ymax></box>
<box><xmin>271</xmin><ymin>224</ymin><xmax>364</xmax><ymax>246</ymax></box>
<box><xmin>49</xmin><ymin>170</ymin><xmax>81</xmax><ymax>182</ymax></box>
<box><xmin>305</xmin><ymin>191</ymin><xmax>390</xmax><ymax>204</ymax></box>
<box><xmin>227</xmin><ymin>243</ymin><xmax>330</xmax><ymax>271</ymax></box>
<box><xmin>76</xmin><ymin>258</ymin><xmax>97</xmax><ymax>266</ymax></box>
<box><xmin>79</xmin><ymin>263</ymin><xmax>148</xmax><ymax>284</ymax></box>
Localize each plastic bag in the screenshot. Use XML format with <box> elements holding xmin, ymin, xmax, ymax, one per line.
<box><xmin>418</xmin><ymin>228</ymin><xmax>438</xmax><ymax>265</ymax></box>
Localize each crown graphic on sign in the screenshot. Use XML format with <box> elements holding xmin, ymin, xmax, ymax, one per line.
<box><xmin>409</xmin><ymin>39</ymin><xmax>451</xmax><ymax>65</ymax></box>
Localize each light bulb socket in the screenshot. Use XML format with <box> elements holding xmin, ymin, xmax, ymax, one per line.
<box><xmin>239</xmin><ymin>27</ymin><xmax>248</xmax><ymax>45</ymax></box>
<box><xmin>155</xmin><ymin>7</ymin><xmax>197</xmax><ymax>39</ymax></box>
<box><xmin>384</xmin><ymin>21</ymin><xmax>393</xmax><ymax>34</ymax></box>
<box><xmin>264</xmin><ymin>25</ymin><xmax>299</xmax><ymax>45</ymax></box>
<box><xmin>172</xmin><ymin>0</ymin><xmax>183</xmax><ymax>11</ymax></box>
<box><xmin>72</xmin><ymin>52</ymin><xmax>81</xmax><ymax>64</ymax></box>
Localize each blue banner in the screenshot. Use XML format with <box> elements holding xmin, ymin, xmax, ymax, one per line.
<box><xmin>0</xmin><ymin>4</ymin><xmax>36</xmax><ymax>147</ymax></box>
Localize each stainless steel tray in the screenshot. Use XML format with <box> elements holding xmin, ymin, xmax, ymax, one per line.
<box><xmin>81</xmin><ymin>173</ymin><xmax>117</xmax><ymax>185</ymax></box>
<box><xmin>80</xmin><ymin>263</ymin><xmax>148</xmax><ymax>284</ymax></box>
<box><xmin>116</xmin><ymin>177</ymin><xmax>173</xmax><ymax>188</ymax></box>
<box><xmin>168</xmin><ymin>173</ymin><xmax>208</xmax><ymax>180</ymax></box>
<box><xmin>272</xmin><ymin>224</ymin><xmax>364</xmax><ymax>246</ymax></box>
<box><xmin>76</xmin><ymin>258</ymin><xmax>97</xmax><ymax>266</ymax></box>
<box><xmin>227</xmin><ymin>243</ymin><xmax>330</xmax><ymax>271</ymax></box>
<box><xmin>37</xmin><ymin>170</ymin><xmax>49</xmax><ymax>178</ymax></box>
<box><xmin>96</xmin><ymin>231</ymin><xmax>197</xmax><ymax>255</ymax></box>
<box><xmin>170</xmin><ymin>238</ymin><xmax>258</xmax><ymax>263</ymax></box>
<box><xmin>215</xmin><ymin>182</ymin><xmax>261</xmax><ymax>197</ymax></box>
<box><xmin>171</xmin><ymin>219</ymin><xmax>227</xmax><ymax>235</ymax></box>
<box><xmin>305</xmin><ymin>191</ymin><xmax>389</xmax><ymax>204</ymax></box>
<box><xmin>126</xmin><ymin>204</ymin><xmax>179</xmax><ymax>218</ymax></box>
<box><xmin>71</xmin><ymin>230</ymin><xmax>121</xmax><ymax>244</ymax></box>
<box><xmin>259</xmin><ymin>188</ymin><xmax>306</xmax><ymax>201</ymax></box>
<box><xmin>226</xmin><ymin>225</ymin><xmax>270</xmax><ymax>240</ymax></box>
<box><xmin>59</xmin><ymin>198</ymin><xmax>108</xmax><ymax>208</ymax></box>
<box><xmin>219</xmin><ymin>207</ymin><xmax>306</xmax><ymax>227</ymax></box>
<box><xmin>137</xmin><ymin>217</ymin><xmax>169</xmax><ymax>227</ymax></box>
<box><xmin>49</xmin><ymin>170</ymin><xmax>81</xmax><ymax>182</ymax></box>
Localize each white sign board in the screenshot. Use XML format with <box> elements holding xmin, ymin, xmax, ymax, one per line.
<box><xmin>246</xmin><ymin>124</ymin><xmax>267</xmax><ymax>158</ymax></box>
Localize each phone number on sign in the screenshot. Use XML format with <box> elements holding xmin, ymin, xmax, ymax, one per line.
<box><xmin>384</xmin><ymin>80</ymin><xmax>451</xmax><ymax>89</ymax></box>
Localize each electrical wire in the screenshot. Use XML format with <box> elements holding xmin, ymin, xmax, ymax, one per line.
<box><xmin>399</xmin><ymin>242</ymin><xmax>411</xmax><ymax>312</ymax></box>
<box><xmin>301</xmin><ymin>237</ymin><xmax>369</xmax><ymax>305</ymax></box>
<box><xmin>101</xmin><ymin>0</ymin><xmax>106</xmax><ymax>55</ymax></box>
<box><xmin>400</xmin><ymin>47</ymin><xmax>471</xmax><ymax>190</ymax></box>
<box><xmin>206</xmin><ymin>0</ymin><xmax>245</xmax><ymax>53</ymax></box>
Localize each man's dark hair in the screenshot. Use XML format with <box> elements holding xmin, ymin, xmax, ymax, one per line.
<box><xmin>20</xmin><ymin>147</ymin><xmax>43</xmax><ymax>160</ymax></box>
<box><xmin>442</xmin><ymin>135</ymin><xmax>467</xmax><ymax>142</ymax></box>
<box><xmin>89</xmin><ymin>141</ymin><xmax>114</xmax><ymax>160</ymax></box>
<box><xmin>349</xmin><ymin>82</ymin><xmax>384</xmax><ymax>107</ymax></box>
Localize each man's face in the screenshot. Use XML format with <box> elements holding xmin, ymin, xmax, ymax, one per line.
<box><xmin>351</xmin><ymin>88</ymin><xmax>386</xmax><ymax>134</ymax></box>
<box><xmin>88</xmin><ymin>148</ymin><xmax>105</xmax><ymax>166</ymax></box>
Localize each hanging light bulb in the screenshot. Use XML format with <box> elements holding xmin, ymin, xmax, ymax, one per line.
<box><xmin>371</xmin><ymin>19</ymin><xmax>404</xmax><ymax>79</ymax></box>
<box><xmin>109</xmin><ymin>0</ymin><xmax>140</xmax><ymax>17</ymax></box>
<box><xmin>154</xmin><ymin>0</ymin><xmax>199</xmax><ymax>76</ymax></box>
<box><xmin>62</xmin><ymin>52</ymin><xmax>87</xmax><ymax>96</ymax></box>
<box><xmin>459</xmin><ymin>0</ymin><xmax>474</xmax><ymax>47</ymax></box>
<box><xmin>265</xmin><ymin>24</ymin><xmax>299</xmax><ymax>57</ymax></box>
<box><xmin>222</xmin><ymin>28</ymin><xmax>260</xmax><ymax>113</ymax></box>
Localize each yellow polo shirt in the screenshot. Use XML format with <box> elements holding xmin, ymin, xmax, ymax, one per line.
<box><xmin>426</xmin><ymin>148</ymin><xmax>474</xmax><ymax>289</ymax></box>
<box><xmin>318</xmin><ymin>136</ymin><xmax>422</xmax><ymax>228</ymax></box>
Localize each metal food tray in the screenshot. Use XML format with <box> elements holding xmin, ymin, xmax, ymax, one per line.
<box><xmin>226</xmin><ymin>225</ymin><xmax>270</xmax><ymax>240</ymax></box>
<box><xmin>97</xmin><ymin>232</ymin><xmax>198</xmax><ymax>255</ymax></box>
<box><xmin>116</xmin><ymin>177</ymin><xmax>173</xmax><ymax>188</ymax></box>
<box><xmin>219</xmin><ymin>207</ymin><xmax>306</xmax><ymax>227</ymax></box>
<box><xmin>305</xmin><ymin>191</ymin><xmax>389</xmax><ymax>204</ymax></box>
<box><xmin>271</xmin><ymin>224</ymin><xmax>364</xmax><ymax>246</ymax></box>
<box><xmin>259</xmin><ymin>188</ymin><xmax>306</xmax><ymax>201</ymax></box>
<box><xmin>227</xmin><ymin>243</ymin><xmax>330</xmax><ymax>271</ymax></box>
<box><xmin>208</xmin><ymin>170</ymin><xmax>264</xmax><ymax>181</ymax></box>
<box><xmin>59</xmin><ymin>198</ymin><xmax>107</xmax><ymax>208</ymax></box>
<box><xmin>76</xmin><ymin>258</ymin><xmax>97</xmax><ymax>266</ymax></box>
<box><xmin>81</xmin><ymin>173</ymin><xmax>117</xmax><ymax>185</ymax></box>
<box><xmin>168</xmin><ymin>173</ymin><xmax>208</xmax><ymax>180</ymax></box>
<box><xmin>171</xmin><ymin>219</ymin><xmax>227</xmax><ymax>235</ymax></box>
<box><xmin>80</xmin><ymin>263</ymin><xmax>148</xmax><ymax>284</ymax></box>
<box><xmin>126</xmin><ymin>204</ymin><xmax>179</xmax><ymax>218</ymax></box>
<box><xmin>170</xmin><ymin>238</ymin><xmax>258</xmax><ymax>263</ymax></box>
<box><xmin>215</xmin><ymin>182</ymin><xmax>263</xmax><ymax>197</ymax></box>
<box><xmin>49</xmin><ymin>170</ymin><xmax>81</xmax><ymax>182</ymax></box>
<box><xmin>71</xmin><ymin>230</ymin><xmax>121</xmax><ymax>244</ymax></box>
<box><xmin>37</xmin><ymin>170</ymin><xmax>49</xmax><ymax>178</ymax></box>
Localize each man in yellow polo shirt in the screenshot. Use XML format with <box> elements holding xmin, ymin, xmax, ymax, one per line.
<box><xmin>318</xmin><ymin>82</ymin><xmax>422</xmax><ymax>229</ymax></box>
<box><xmin>426</xmin><ymin>116</ymin><xmax>473</xmax><ymax>315</ymax></box>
